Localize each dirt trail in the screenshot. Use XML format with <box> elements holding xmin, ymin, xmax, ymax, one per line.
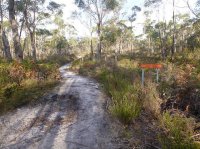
<box><xmin>0</xmin><ymin>64</ymin><xmax>120</xmax><ymax>149</ymax></box>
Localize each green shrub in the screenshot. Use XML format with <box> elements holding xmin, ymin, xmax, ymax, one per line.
<box><xmin>2</xmin><ymin>83</ymin><xmax>18</xmax><ymax>98</ymax></box>
<box><xmin>0</xmin><ymin>63</ymin><xmax>10</xmax><ymax>85</ymax></box>
<box><xmin>0</xmin><ymin>80</ymin><xmax>58</xmax><ymax>114</ymax></box>
<box><xmin>22</xmin><ymin>59</ymin><xmax>39</xmax><ymax>71</ymax></box>
<box><xmin>0</xmin><ymin>60</ymin><xmax>60</xmax><ymax>114</ymax></box>
<box><xmin>9</xmin><ymin>61</ymin><xmax>25</xmax><ymax>85</ymax></box>
<box><xmin>43</xmin><ymin>55</ymin><xmax>72</xmax><ymax>65</ymax></box>
<box><xmin>159</xmin><ymin>112</ymin><xmax>198</xmax><ymax>149</ymax></box>
<box><xmin>97</xmin><ymin>68</ymin><xmax>111</xmax><ymax>92</ymax></box>
<box><xmin>117</xmin><ymin>59</ymin><xmax>139</xmax><ymax>69</ymax></box>
<box><xmin>71</xmin><ymin>59</ymin><xmax>82</xmax><ymax>69</ymax></box>
<box><xmin>99</xmin><ymin>68</ymin><xmax>132</xmax><ymax>91</ymax></box>
<box><xmin>110</xmin><ymin>92</ymin><xmax>142</xmax><ymax>124</ymax></box>
<box><xmin>108</xmin><ymin>77</ymin><xmax>142</xmax><ymax>124</ymax></box>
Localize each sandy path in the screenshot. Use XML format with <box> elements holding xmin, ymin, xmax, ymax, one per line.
<box><xmin>0</xmin><ymin>64</ymin><xmax>119</xmax><ymax>149</ymax></box>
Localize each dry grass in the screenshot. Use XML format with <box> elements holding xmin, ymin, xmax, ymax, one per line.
<box><xmin>143</xmin><ymin>80</ymin><xmax>162</xmax><ymax>117</ymax></box>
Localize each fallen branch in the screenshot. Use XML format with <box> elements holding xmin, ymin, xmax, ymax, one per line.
<box><xmin>191</xmin><ymin>133</ymin><xmax>200</xmax><ymax>138</ymax></box>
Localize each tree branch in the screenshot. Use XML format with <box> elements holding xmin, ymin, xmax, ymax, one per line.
<box><xmin>187</xmin><ymin>0</ymin><xmax>199</xmax><ymax>18</ymax></box>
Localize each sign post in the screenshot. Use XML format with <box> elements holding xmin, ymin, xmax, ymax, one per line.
<box><xmin>156</xmin><ymin>68</ymin><xmax>159</xmax><ymax>83</ymax></box>
<box><xmin>140</xmin><ymin>64</ymin><xmax>162</xmax><ymax>87</ymax></box>
<box><xmin>142</xmin><ymin>69</ymin><xmax>145</xmax><ymax>87</ymax></box>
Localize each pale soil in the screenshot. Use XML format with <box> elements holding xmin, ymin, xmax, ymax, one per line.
<box><xmin>0</xmin><ymin>65</ymin><xmax>122</xmax><ymax>149</ymax></box>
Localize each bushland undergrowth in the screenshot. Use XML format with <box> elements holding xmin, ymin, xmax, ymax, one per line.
<box><xmin>0</xmin><ymin>56</ymin><xmax>70</xmax><ymax>114</ymax></box>
<box><xmin>71</xmin><ymin>52</ymin><xmax>200</xmax><ymax>148</ymax></box>
<box><xmin>72</xmin><ymin>58</ymin><xmax>144</xmax><ymax>124</ymax></box>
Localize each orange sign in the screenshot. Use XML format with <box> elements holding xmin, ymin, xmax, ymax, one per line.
<box><xmin>140</xmin><ymin>64</ymin><xmax>162</xmax><ymax>69</ymax></box>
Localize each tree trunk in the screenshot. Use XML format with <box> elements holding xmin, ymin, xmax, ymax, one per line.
<box><xmin>148</xmin><ymin>36</ymin><xmax>151</xmax><ymax>54</ymax></box>
<box><xmin>150</xmin><ymin>37</ymin><xmax>154</xmax><ymax>53</ymax></box>
<box><xmin>171</xmin><ymin>0</ymin><xmax>176</xmax><ymax>59</ymax></box>
<box><xmin>119</xmin><ymin>39</ymin><xmax>121</xmax><ymax>54</ymax></box>
<box><xmin>130</xmin><ymin>22</ymin><xmax>133</xmax><ymax>59</ymax></box>
<box><xmin>158</xmin><ymin>27</ymin><xmax>165</xmax><ymax>60</ymax></box>
<box><xmin>115</xmin><ymin>44</ymin><xmax>118</xmax><ymax>62</ymax></box>
<box><xmin>90</xmin><ymin>28</ymin><xmax>94</xmax><ymax>60</ymax></box>
<box><xmin>30</xmin><ymin>31</ymin><xmax>36</xmax><ymax>61</ymax></box>
<box><xmin>90</xmin><ymin>37</ymin><xmax>93</xmax><ymax>60</ymax></box>
<box><xmin>23</xmin><ymin>0</ymin><xmax>37</xmax><ymax>61</ymax></box>
<box><xmin>0</xmin><ymin>0</ymin><xmax>12</xmax><ymax>61</ymax></box>
<box><xmin>89</xmin><ymin>18</ymin><xmax>94</xmax><ymax>60</ymax></box>
<box><xmin>2</xmin><ymin>31</ymin><xmax>12</xmax><ymax>61</ymax></box>
<box><xmin>8</xmin><ymin>0</ymin><xmax>23</xmax><ymax>61</ymax></box>
<box><xmin>22</xmin><ymin>37</ymin><xmax>27</xmax><ymax>52</ymax></box>
<box><xmin>97</xmin><ymin>22</ymin><xmax>102</xmax><ymax>60</ymax></box>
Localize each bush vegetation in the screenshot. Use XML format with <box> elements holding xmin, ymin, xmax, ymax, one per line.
<box><xmin>0</xmin><ymin>59</ymin><xmax>61</xmax><ymax>114</ymax></box>
<box><xmin>72</xmin><ymin>53</ymin><xmax>200</xmax><ymax>148</ymax></box>
<box><xmin>159</xmin><ymin>112</ymin><xmax>198</xmax><ymax>149</ymax></box>
<box><xmin>72</xmin><ymin>59</ymin><xmax>143</xmax><ymax>124</ymax></box>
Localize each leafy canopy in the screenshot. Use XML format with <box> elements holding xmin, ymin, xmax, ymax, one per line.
<box><xmin>75</xmin><ymin>0</ymin><xmax>119</xmax><ymax>10</ymax></box>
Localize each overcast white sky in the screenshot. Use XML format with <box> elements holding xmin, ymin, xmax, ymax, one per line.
<box><xmin>48</xmin><ymin>0</ymin><xmax>198</xmax><ymax>37</ymax></box>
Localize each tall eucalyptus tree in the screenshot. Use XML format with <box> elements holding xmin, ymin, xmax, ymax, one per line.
<box><xmin>17</xmin><ymin>0</ymin><xmax>63</xmax><ymax>61</ymax></box>
<box><xmin>0</xmin><ymin>0</ymin><xmax>12</xmax><ymax>60</ymax></box>
<box><xmin>75</xmin><ymin>0</ymin><xmax>121</xmax><ymax>59</ymax></box>
<box><xmin>8</xmin><ymin>0</ymin><xmax>23</xmax><ymax>61</ymax></box>
<box><xmin>128</xmin><ymin>6</ymin><xmax>141</xmax><ymax>55</ymax></box>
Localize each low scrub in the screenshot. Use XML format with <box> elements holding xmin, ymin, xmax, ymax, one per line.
<box><xmin>72</xmin><ymin>57</ymin><xmax>200</xmax><ymax>148</ymax></box>
<box><xmin>97</xmin><ymin>66</ymin><xmax>143</xmax><ymax>124</ymax></box>
<box><xmin>159</xmin><ymin>112</ymin><xmax>199</xmax><ymax>149</ymax></box>
<box><xmin>40</xmin><ymin>54</ymin><xmax>74</xmax><ymax>65</ymax></box>
<box><xmin>110</xmin><ymin>86</ymin><xmax>142</xmax><ymax>124</ymax></box>
<box><xmin>0</xmin><ymin>60</ymin><xmax>60</xmax><ymax>114</ymax></box>
<box><xmin>143</xmin><ymin>81</ymin><xmax>162</xmax><ymax>117</ymax></box>
<box><xmin>73</xmin><ymin>59</ymin><xmax>143</xmax><ymax>124</ymax></box>
<box><xmin>0</xmin><ymin>80</ymin><xmax>58</xmax><ymax>114</ymax></box>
